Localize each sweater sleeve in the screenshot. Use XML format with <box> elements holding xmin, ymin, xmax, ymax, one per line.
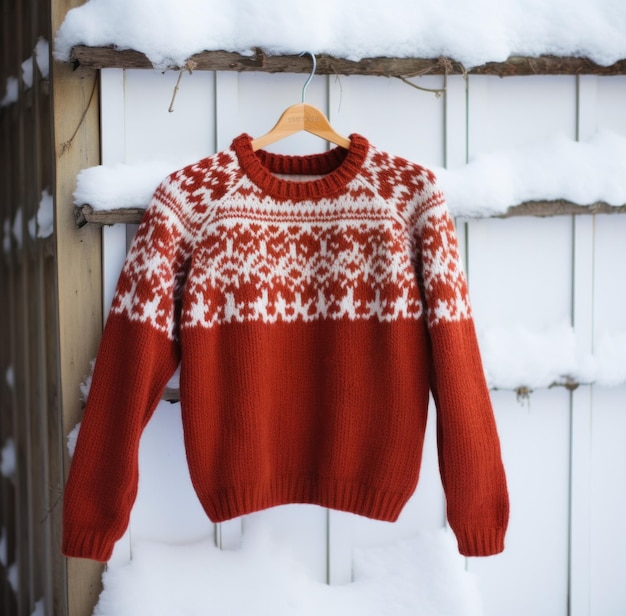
<box><xmin>62</xmin><ymin>178</ymin><xmax>192</xmax><ymax>562</ymax></box>
<box><xmin>413</xmin><ymin>182</ymin><xmax>510</xmax><ymax>557</ymax></box>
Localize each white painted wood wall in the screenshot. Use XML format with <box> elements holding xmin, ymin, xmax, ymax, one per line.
<box><xmin>96</xmin><ymin>67</ymin><xmax>626</xmax><ymax>615</ymax></box>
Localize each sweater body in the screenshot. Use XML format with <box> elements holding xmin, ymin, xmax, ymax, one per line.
<box><xmin>62</xmin><ymin>134</ymin><xmax>509</xmax><ymax>562</ymax></box>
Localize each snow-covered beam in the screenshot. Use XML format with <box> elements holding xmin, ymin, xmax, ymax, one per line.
<box><xmin>69</xmin><ymin>46</ymin><xmax>626</xmax><ymax>77</ymax></box>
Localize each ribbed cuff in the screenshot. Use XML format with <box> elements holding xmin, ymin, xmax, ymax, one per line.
<box><xmin>455</xmin><ymin>528</ymin><xmax>506</xmax><ymax>557</ymax></box>
<box><xmin>62</xmin><ymin>529</ymin><xmax>117</xmax><ymax>563</ymax></box>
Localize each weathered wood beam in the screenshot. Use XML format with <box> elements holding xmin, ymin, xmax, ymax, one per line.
<box><xmin>74</xmin><ymin>205</ymin><xmax>146</xmax><ymax>227</ymax></box>
<box><xmin>74</xmin><ymin>200</ymin><xmax>626</xmax><ymax>227</ymax></box>
<box><xmin>70</xmin><ymin>46</ymin><xmax>626</xmax><ymax>77</ymax></box>
<box><xmin>495</xmin><ymin>199</ymin><xmax>626</xmax><ymax>218</ymax></box>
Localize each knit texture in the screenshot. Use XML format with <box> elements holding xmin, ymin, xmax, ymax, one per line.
<box><xmin>62</xmin><ymin>133</ymin><xmax>509</xmax><ymax>562</ymax></box>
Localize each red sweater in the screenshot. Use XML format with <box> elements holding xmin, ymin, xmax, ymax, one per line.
<box><xmin>63</xmin><ymin>133</ymin><xmax>509</xmax><ymax>562</ymax></box>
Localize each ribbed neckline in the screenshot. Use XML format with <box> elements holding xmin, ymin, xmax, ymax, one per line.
<box><xmin>232</xmin><ymin>133</ymin><xmax>370</xmax><ymax>200</ymax></box>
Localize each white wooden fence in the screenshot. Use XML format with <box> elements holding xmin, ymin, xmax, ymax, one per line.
<box><xmin>94</xmin><ymin>67</ymin><xmax>626</xmax><ymax>615</ymax></box>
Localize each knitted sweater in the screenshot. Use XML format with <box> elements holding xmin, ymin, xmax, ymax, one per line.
<box><xmin>63</xmin><ymin>133</ymin><xmax>509</xmax><ymax>562</ymax></box>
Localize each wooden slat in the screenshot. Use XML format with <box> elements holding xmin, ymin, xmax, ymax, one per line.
<box><xmin>52</xmin><ymin>2</ymin><xmax>105</xmax><ymax>615</ymax></box>
<box><xmin>31</xmin><ymin>0</ymin><xmax>57</xmax><ymax>609</ymax></box>
<box><xmin>74</xmin><ymin>199</ymin><xmax>626</xmax><ymax>227</ymax></box>
<box><xmin>0</xmin><ymin>2</ymin><xmax>17</xmax><ymax>613</ymax></box>
<box><xmin>13</xmin><ymin>2</ymin><xmax>40</xmax><ymax>612</ymax></box>
<box><xmin>69</xmin><ymin>46</ymin><xmax>626</xmax><ymax>77</ymax></box>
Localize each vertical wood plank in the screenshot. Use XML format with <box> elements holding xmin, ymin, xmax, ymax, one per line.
<box><xmin>0</xmin><ymin>2</ymin><xmax>19</xmax><ymax>610</ymax></box>
<box><xmin>569</xmin><ymin>386</ymin><xmax>592</xmax><ymax>616</ymax></box>
<box><xmin>576</xmin><ymin>75</ymin><xmax>598</xmax><ymax>141</ymax></box>
<box><xmin>213</xmin><ymin>69</ymin><xmax>243</xmax><ymax>550</ymax></box>
<box><xmin>589</xmin><ymin>215</ymin><xmax>626</xmax><ymax>613</ymax></box>
<box><xmin>569</xmin><ymin>217</ymin><xmax>594</xmax><ymax>616</ymax></box>
<box><xmin>215</xmin><ymin>71</ymin><xmax>239</xmax><ymax>151</ymax></box>
<box><xmin>51</xmin><ymin>1</ymin><xmax>104</xmax><ymax>614</ymax></box>
<box><xmin>14</xmin><ymin>1</ymin><xmax>41</xmax><ymax>610</ymax></box>
<box><xmin>468</xmin><ymin>390</ymin><xmax>571</xmax><ymax>616</ymax></box>
<box><xmin>568</xmin><ymin>75</ymin><xmax>597</xmax><ymax>615</ymax></box>
<box><xmin>444</xmin><ymin>74</ymin><xmax>468</xmax><ymax>170</ymax></box>
<box><xmin>589</xmin><ymin>386</ymin><xmax>626</xmax><ymax>614</ymax></box>
<box><xmin>100</xmin><ymin>69</ymin><xmax>131</xmax><ymax>319</ymax></box>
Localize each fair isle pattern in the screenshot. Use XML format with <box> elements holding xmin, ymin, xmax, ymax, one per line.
<box><xmin>414</xmin><ymin>200</ymin><xmax>472</xmax><ymax>327</ymax></box>
<box><xmin>110</xmin><ymin>181</ymin><xmax>196</xmax><ymax>339</ymax></box>
<box><xmin>110</xmin><ymin>135</ymin><xmax>471</xmax><ymax>336</ymax></box>
<box><xmin>185</xmin><ymin>216</ymin><xmax>423</xmax><ymax>327</ymax></box>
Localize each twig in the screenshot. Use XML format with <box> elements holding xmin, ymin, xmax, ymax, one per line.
<box><xmin>60</xmin><ymin>76</ymin><xmax>98</xmax><ymax>156</ymax></box>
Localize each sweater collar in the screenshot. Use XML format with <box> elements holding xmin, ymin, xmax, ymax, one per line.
<box><xmin>231</xmin><ymin>133</ymin><xmax>369</xmax><ymax>200</ymax></box>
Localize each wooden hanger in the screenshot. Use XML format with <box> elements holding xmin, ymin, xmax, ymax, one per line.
<box><xmin>251</xmin><ymin>53</ymin><xmax>351</xmax><ymax>152</ymax></box>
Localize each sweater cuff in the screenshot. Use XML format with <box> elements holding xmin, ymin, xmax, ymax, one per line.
<box><xmin>62</xmin><ymin>528</ymin><xmax>116</xmax><ymax>563</ymax></box>
<box><xmin>455</xmin><ymin>528</ymin><xmax>505</xmax><ymax>557</ymax></box>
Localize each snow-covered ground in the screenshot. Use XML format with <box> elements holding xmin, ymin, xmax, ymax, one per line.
<box><xmin>93</xmin><ymin>528</ymin><xmax>481</xmax><ymax>616</ymax></box>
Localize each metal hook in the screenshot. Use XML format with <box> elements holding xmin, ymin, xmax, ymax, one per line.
<box><xmin>299</xmin><ymin>51</ymin><xmax>316</xmax><ymax>103</ymax></box>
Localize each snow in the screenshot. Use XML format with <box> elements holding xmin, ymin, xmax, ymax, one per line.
<box><xmin>21</xmin><ymin>38</ymin><xmax>49</xmax><ymax>88</ymax></box>
<box><xmin>93</xmin><ymin>528</ymin><xmax>480</xmax><ymax>616</ymax></box>
<box><xmin>0</xmin><ymin>527</ymin><xmax>6</xmax><ymax>566</ymax></box>
<box><xmin>2</xmin><ymin>218</ymin><xmax>10</xmax><ymax>255</ymax></box>
<box><xmin>479</xmin><ymin>321</ymin><xmax>626</xmax><ymax>390</ymax></box>
<box><xmin>34</xmin><ymin>38</ymin><xmax>50</xmax><ymax>79</ymax></box>
<box><xmin>30</xmin><ymin>599</ymin><xmax>45</xmax><ymax>616</ymax></box>
<box><xmin>591</xmin><ymin>331</ymin><xmax>626</xmax><ymax>387</ymax></box>
<box><xmin>5</xmin><ymin>365</ymin><xmax>14</xmax><ymax>388</ymax></box>
<box><xmin>1</xmin><ymin>76</ymin><xmax>18</xmax><ymax>107</ymax></box>
<box><xmin>434</xmin><ymin>131</ymin><xmax>626</xmax><ymax>217</ymax></box>
<box><xmin>75</xmin><ymin>160</ymin><xmax>197</xmax><ymax>211</ymax></box>
<box><xmin>67</xmin><ymin>423</ymin><xmax>81</xmax><ymax>458</ymax></box>
<box><xmin>2</xmin><ymin>38</ymin><xmax>49</xmax><ymax>108</ymax></box>
<box><xmin>27</xmin><ymin>215</ymin><xmax>37</xmax><ymax>240</ymax></box>
<box><xmin>11</xmin><ymin>208</ymin><xmax>23</xmax><ymax>249</ymax></box>
<box><xmin>5</xmin><ymin>190</ymin><xmax>52</xmax><ymax>244</ymax></box>
<box><xmin>7</xmin><ymin>562</ymin><xmax>18</xmax><ymax>594</ymax></box>
<box><xmin>21</xmin><ymin>56</ymin><xmax>35</xmax><ymax>89</ymax></box>
<box><xmin>53</xmin><ymin>0</ymin><xmax>626</xmax><ymax>70</ymax></box>
<box><xmin>0</xmin><ymin>438</ymin><xmax>16</xmax><ymax>479</ymax></box>
<box><xmin>37</xmin><ymin>188</ymin><xmax>54</xmax><ymax>238</ymax></box>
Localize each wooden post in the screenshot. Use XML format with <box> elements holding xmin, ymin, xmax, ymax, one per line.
<box><xmin>0</xmin><ymin>4</ymin><xmax>19</xmax><ymax>611</ymax></box>
<box><xmin>51</xmin><ymin>1</ymin><xmax>104</xmax><ymax>614</ymax></box>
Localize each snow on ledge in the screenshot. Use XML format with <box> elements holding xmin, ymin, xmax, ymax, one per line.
<box><xmin>434</xmin><ymin>131</ymin><xmax>626</xmax><ymax>217</ymax></box>
<box><xmin>479</xmin><ymin>323</ymin><xmax>626</xmax><ymax>391</ymax></box>
<box><xmin>74</xmin><ymin>131</ymin><xmax>626</xmax><ymax>217</ymax></box>
<box><xmin>54</xmin><ymin>0</ymin><xmax>626</xmax><ymax>70</ymax></box>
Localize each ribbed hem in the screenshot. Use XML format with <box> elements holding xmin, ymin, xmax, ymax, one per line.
<box><xmin>200</xmin><ymin>477</ymin><xmax>411</xmax><ymax>524</ymax></box>
<box><xmin>231</xmin><ymin>133</ymin><xmax>369</xmax><ymax>200</ymax></box>
<box><xmin>455</xmin><ymin>528</ymin><xmax>506</xmax><ymax>557</ymax></box>
<box><xmin>62</xmin><ymin>528</ymin><xmax>118</xmax><ymax>563</ymax></box>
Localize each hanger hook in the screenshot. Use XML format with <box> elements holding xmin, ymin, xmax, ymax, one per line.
<box><xmin>299</xmin><ymin>51</ymin><xmax>316</xmax><ymax>103</ymax></box>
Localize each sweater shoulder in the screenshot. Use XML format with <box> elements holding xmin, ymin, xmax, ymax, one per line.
<box><xmin>161</xmin><ymin>147</ymin><xmax>243</xmax><ymax>208</ymax></box>
<box><xmin>358</xmin><ymin>145</ymin><xmax>445</xmax><ymax>224</ymax></box>
<box><xmin>141</xmin><ymin>147</ymin><xmax>243</xmax><ymax>241</ymax></box>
